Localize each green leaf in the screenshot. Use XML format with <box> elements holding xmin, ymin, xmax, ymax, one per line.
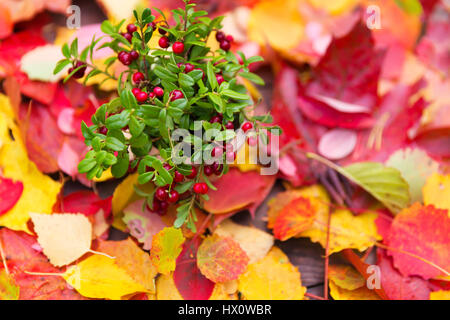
<box><xmin>206</xmin><ymin>61</ymin><xmax>218</xmax><ymax>90</ymax></box>
<box><xmin>221</xmin><ymin>89</ymin><xmax>249</xmax><ymax>101</ymax></box>
<box><xmin>240</xmin><ymin>72</ymin><xmax>265</xmax><ymax>86</ymax></box>
<box><xmin>394</xmin><ymin>0</ymin><xmax>423</xmax><ymax>15</ymax></box>
<box><xmin>70</xmin><ymin>38</ymin><xmax>78</xmax><ymax>57</ymax></box>
<box><xmin>154</xmin><ymin>65</ymin><xmax>178</xmax><ymax>82</ymax></box>
<box><xmin>62</xmin><ymin>44</ymin><xmax>70</xmax><ymax>59</ymax></box>
<box><xmin>307</xmin><ymin>153</ymin><xmax>410</xmax><ymax>214</ymax></box>
<box><xmin>53</xmin><ymin>59</ymin><xmax>71</xmax><ymax>75</ymax></box>
<box><xmin>105</xmin><ymin>136</ymin><xmax>126</xmax><ymax>151</ymax></box>
<box><xmin>111</xmin><ymin>155</ymin><xmax>129</xmax><ymax>178</ymax></box>
<box><xmin>179</xmin><ymin>73</ymin><xmax>195</xmax><ymax>87</ymax></box>
<box><xmin>78</xmin><ymin>158</ymin><xmax>96</xmax><ymax>173</ymax></box>
<box><xmin>100</xmin><ymin>20</ymin><xmax>115</xmax><ymax>34</ymax></box>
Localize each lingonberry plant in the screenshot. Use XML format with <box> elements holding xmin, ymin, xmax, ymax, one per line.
<box><xmin>54</xmin><ymin>1</ymin><xmax>280</xmax><ymax>231</ymax></box>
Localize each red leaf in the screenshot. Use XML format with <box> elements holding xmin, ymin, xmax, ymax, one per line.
<box><xmin>0</xmin><ymin>177</ymin><xmax>23</xmax><ymax>215</ymax></box>
<box><xmin>0</xmin><ymin>228</ymin><xmax>85</xmax><ymax>300</ymax></box>
<box><xmin>173</xmin><ymin>238</ymin><xmax>215</xmax><ymax>300</ymax></box>
<box><xmin>53</xmin><ymin>190</ymin><xmax>112</xmax><ymax>217</ymax></box>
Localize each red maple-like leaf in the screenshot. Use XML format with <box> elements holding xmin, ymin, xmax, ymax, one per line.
<box><xmin>53</xmin><ymin>190</ymin><xmax>112</xmax><ymax>217</ymax></box>
<box><xmin>173</xmin><ymin>238</ymin><xmax>215</xmax><ymax>300</ymax></box>
<box><xmin>0</xmin><ymin>177</ymin><xmax>23</xmax><ymax>215</ymax></box>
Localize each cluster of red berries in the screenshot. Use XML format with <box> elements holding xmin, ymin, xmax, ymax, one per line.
<box><xmin>215</xmin><ymin>31</ymin><xmax>234</xmax><ymax>51</ymax></box>
<box><xmin>121</xmin><ymin>23</ymin><xmax>138</xmax><ymax>43</ymax></box>
<box><xmin>68</xmin><ymin>61</ymin><xmax>87</xmax><ymax>79</ymax></box>
<box><xmin>130</xmin><ymin>70</ymin><xmax>185</xmax><ymax>103</ymax></box>
<box><xmin>152</xmin><ymin>23</ymin><xmax>185</xmax><ymax>54</ymax></box>
<box><xmin>145</xmin><ymin>165</ymin><xmax>208</xmax><ymax>216</ymax></box>
<box><xmin>118</xmin><ymin>49</ymin><xmax>139</xmax><ymax>66</ymax></box>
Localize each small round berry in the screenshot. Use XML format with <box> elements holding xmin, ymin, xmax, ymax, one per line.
<box><xmin>153</xmin><ymin>86</ymin><xmax>164</xmax><ymax>97</ymax></box>
<box><xmin>132</xmin><ymin>88</ymin><xmax>141</xmax><ymax>96</ymax></box>
<box><xmin>214</xmin><ymin>164</ymin><xmax>223</xmax><ymax>175</ymax></box>
<box><xmin>127</xmin><ymin>24</ymin><xmax>137</xmax><ymax>33</ymax></box>
<box><xmin>177</xmin><ymin>62</ymin><xmax>184</xmax><ymax>69</ymax></box>
<box><xmin>200</xmin><ymin>183</ymin><xmax>209</xmax><ymax>194</ymax></box>
<box><xmin>226</xmin><ymin>35</ymin><xmax>234</xmax><ymax>43</ymax></box>
<box><xmin>204</xmin><ymin>165</ymin><xmax>214</xmax><ymax>176</ymax></box>
<box><xmin>130</xmin><ymin>50</ymin><xmax>139</xmax><ymax>60</ymax></box>
<box><xmin>216</xmin><ymin>31</ymin><xmax>225</xmax><ymax>42</ymax></box>
<box><xmin>226</xmin><ymin>151</ymin><xmax>236</xmax><ymax>162</ymax></box>
<box><xmin>148</xmin><ymin>22</ymin><xmax>156</xmax><ymax>31</ymax></box>
<box><xmin>216</xmin><ymin>74</ymin><xmax>224</xmax><ymax>85</ymax></box>
<box><xmin>118</xmin><ymin>51</ymin><xmax>127</xmax><ymax>61</ymax></box>
<box><xmin>163</xmin><ymin>163</ymin><xmax>172</xmax><ymax>171</ymax></box>
<box><xmin>159</xmin><ymin>36</ymin><xmax>170</xmax><ymax>48</ymax></box>
<box><xmin>124</xmin><ymin>32</ymin><xmax>133</xmax><ymax>43</ymax></box>
<box><xmin>220</xmin><ymin>40</ymin><xmax>231</xmax><ymax>51</ymax></box>
<box><xmin>184</xmin><ymin>63</ymin><xmax>195</xmax><ymax>73</ymax></box>
<box><xmin>136</xmin><ymin>91</ymin><xmax>148</xmax><ymax>102</ymax></box>
<box><xmin>211</xmin><ymin>146</ymin><xmax>223</xmax><ymax>158</ymax></box>
<box><xmin>167</xmin><ymin>190</ymin><xmax>180</xmax><ymax>203</ymax></box>
<box><xmin>155</xmin><ymin>187</ymin><xmax>168</xmax><ymax>201</ymax></box>
<box><xmin>242</xmin><ymin>122</ymin><xmax>253</xmax><ymax>132</ymax></box>
<box><xmin>225</xmin><ymin>121</ymin><xmax>234</xmax><ymax>130</ymax></box>
<box><xmin>210</xmin><ymin>115</ymin><xmax>222</xmax><ymax>124</ymax></box>
<box><xmin>71</xmin><ymin>61</ymin><xmax>87</xmax><ymax>79</ymax></box>
<box><xmin>149</xmin><ymin>92</ymin><xmax>156</xmax><ymax>99</ymax></box>
<box><xmin>159</xmin><ymin>27</ymin><xmax>167</xmax><ymax>35</ymax></box>
<box><xmin>99</xmin><ymin>127</ymin><xmax>108</xmax><ymax>135</ymax></box>
<box><xmin>172</xmin><ymin>41</ymin><xmax>185</xmax><ymax>54</ymax></box>
<box><xmin>187</xmin><ymin>166</ymin><xmax>198</xmax><ymax>179</ymax></box>
<box><xmin>170</xmin><ymin>90</ymin><xmax>184</xmax><ymax>101</ymax></box>
<box><xmin>174</xmin><ymin>171</ymin><xmax>184</xmax><ymax>183</ymax></box>
<box><xmin>193</xmin><ymin>183</ymin><xmax>203</xmax><ymax>194</ymax></box>
<box><xmin>119</xmin><ymin>52</ymin><xmax>132</xmax><ymax>65</ymax></box>
<box><xmin>132</xmin><ymin>72</ymin><xmax>145</xmax><ymax>84</ymax></box>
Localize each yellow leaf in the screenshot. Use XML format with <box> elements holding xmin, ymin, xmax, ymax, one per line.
<box><xmin>307</xmin><ymin>0</ymin><xmax>361</xmax><ymax>15</ymax></box>
<box><xmin>155</xmin><ymin>274</ymin><xmax>237</xmax><ymax>300</ymax></box>
<box><xmin>150</xmin><ymin>227</ymin><xmax>185</xmax><ymax>275</ymax></box>
<box><xmin>214</xmin><ymin>219</ymin><xmax>273</xmax><ymax>263</ymax></box>
<box><xmin>423</xmin><ymin>173</ymin><xmax>450</xmax><ymax>212</ymax></box>
<box><xmin>248</xmin><ymin>0</ymin><xmax>304</xmax><ymax>51</ymax></box>
<box><xmin>300</xmin><ymin>209</ymin><xmax>381</xmax><ymax>254</ymax></box>
<box><xmin>93</xmin><ymin>167</ymin><xmax>114</xmax><ymax>182</ymax></box>
<box><xmin>0</xmin><ymin>95</ymin><xmax>61</xmax><ymax>233</ymax></box>
<box><xmin>29</xmin><ymin>213</ymin><xmax>92</xmax><ymax>267</ymax></box>
<box><xmin>238</xmin><ymin>247</ymin><xmax>306</xmax><ymax>300</ymax></box>
<box><xmin>232</xmin><ymin>141</ymin><xmax>260</xmax><ymax>173</ymax></box>
<box><xmin>430</xmin><ymin>290</ymin><xmax>450</xmax><ymax>300</ymax></box>
<box><xmin>97</xmin><ymin>238</ymin><xmax>157</xmax><ymax>293</ymax></box>
<box><xmin>0</xmin><ymin>269</ymin><xmax>19</xmax><ymax>300</ymax></box>
<box><xmin>329</xmin><ymin>280</ymin><xmax>380</xmax><ymax>300</ymax></box>
<box><xmin>63</xmin><ymin>255</ymin><xmax>149</xmax><ymax>300</ymax></box>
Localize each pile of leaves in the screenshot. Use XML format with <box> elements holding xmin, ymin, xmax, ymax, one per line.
<box><xmin>0</xmin><ymin>0</ymin><xmax>449</xmax><ymax>300</ymax></box>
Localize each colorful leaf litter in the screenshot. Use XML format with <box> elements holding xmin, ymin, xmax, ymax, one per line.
<box><xmin>0</xmin><ymin>0</ymin><xmax>449</xmax><ymax>301</ymax></box>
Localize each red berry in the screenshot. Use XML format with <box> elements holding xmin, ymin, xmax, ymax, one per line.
<box><xmin>226</xmin><ymin>35</ymin><xmax>234</xmax><ymax>43</ymax></box>
<box><xmin>215</xmin><ymin>164</ymin><xmax>223</xmax><ymax>175</ymax></box>
<box><xmin>187</xmin><ymin>166</ymin><xmax>197</xmax><ymax>179</ymax></box>
<box><xmin>99</xmin><ymin>127</ymin><xmax>108</xmax><ymax>135</ymax></box>
<box><xmin>118</xmin><ymin>51</ymin><xmax>127</xmax><ymax>61</ymax></box>
<box><xmin>157</xmin><ymin>201</ymin><xmax>169</xmax><ymax>215</ymax></box>
<box><xmin>193</xmin><ymin>183</ymin><xmax>203</xmax><ymax>194</ymax></box>
<box><xmin>226</xmin><ymin>151</ymin><xmax>236</xmax><ymax>162</ymax></box>
<box><xmin>225</xmin><ymin>121</ymin><xmax>234</xmax><ymax>130</ymax></box>
<box><xmin>200</xmin><ymin>183</ymin><xmax>209</xmax><ymax>194</ymax></box>
<box><xmin>119</xmin><ymin>52</ymin><xmax>132</xmax><ymax>65</ymax></box>
<box><xmin>132</xmin><ymin>72</ymin><xmax>145</xmax><ymax>84</ymax></box>
<box><xmin>170</xmin><ymin>90</ymin><xmax>184</xmax><ymax>101</ymax></box>
<box><xmin>163</xmin><ymin>163</ymin><xmax>172</xmax><ymax>170</ymax></box>
<box><xmin>132</xmin><ymin>88</ymin><xmax>141</xmax><ymax>96</ymax></box>
<box><xmin>172</xmin><ymin>41</ymin><xmax>185</xmax><ymax>54</ymax></box>
<box><xmin>216</xmin><ymin>74</ymin><xmax>224</xmax><ymax>85</ymax></box>
<box><xmin>174</xmin><ymin>171</ymin><xmax>184</xmax><ymax>183</ymax></box>
<box><xmin>159</xmin><ymin>36</ymin><xmax>170</xmax><ymax>48</ymax></box>
<box><xmin>167</xmin><ymin>190</ymin><xmax>180</xmax><ymax>203</ymax></box>
<box><xmin>149</xmin><ymin>92</ymin><xmax>156</xmax><ymax>99</ymax></box>
<box><xmin>147</xmin><ymin>199</ymin><xmax>160</xmax><ymax>212</ymax></box>
<box><xmin>210</xmin><ymin>115</ymin><xmax>222</xmax><ymax>124</ymax></box>
<box><xmin>71</xmin><ymin>61</ymin><xmax>87</xmax><ymax>79</ymax></box>
<box><xmin>220</xmin><ymin>40</ymin><xmax>231</xmax><ymax>51</ymax></box>
<box><xmin>148</xmin><ymin>22</ymin><xmax>156</xmax><ymax>31</ymax></box>
<box><xmin>124</xmin><ymin>32</ymin><xmax>133</xmax><ymax>43</ymax></box>
<box><xmin>159</xmin><ymin>27</ymin><xmax>167</xmax><ymax>35</ymax></box>
<box><xmin>211</xmin><ymin>146</ymin><xmax>223</xmax><ymax>158</ymax></box>
<box><xmin>177</xmin><ymin>62</ymin><xmax>184</xmax><ymax>69</ymax></box>
<box><xmin>155</xmin><ymin>187</ymin><xmax>168</xmax><ymax>201</ymax></box>
<box><xmin>204</xmin><ymin>165</ymin><xmax>214</xmax><ymax>176</ymax></box>
<box><xmin>153</xmin><ymin>86</ymin><xmax>164</xmax><ymax>97</ymax></box>
<box><xmin>136</xmin><ymin>91</ymin><xmax>148</xmax><ymax>102</ymax></box>
<box><xmin>216</xmin><ymin>31</ymin><xmax>225</xmax><ymax>42</ymax></box>
<box><xmin>242</xmin><ymin>122</ymin><xmax>253</xmax><ymax>132</ymax></box>
<box><xmin>130</xmin><ymin>50</ymin><xmax>139</xmax><ymax>60</ymax></box>
<box><xmin>127</xmin><ymin>24</ymin><xmax>137</xmax><ymax>33</ymax></box>
<box><xmin>184</xmin><ymin>63</ymin><xmax>195</xmax><ymax>73</ymax></box>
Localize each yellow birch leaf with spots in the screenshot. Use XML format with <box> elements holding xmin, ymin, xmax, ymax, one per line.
<box><xmin>63</xmin><ymin>254</ymin><xmax>149</xmax><ymax>300</ymax></box>
<box><xmin>97</xmin><ymin>238</ymin><xmax>157</xmax><ymax>293</ymax></box>
<box><xmin>328</xmin><ymin>265</ymin><xmax>380</xmax><ymax>300</ymax></box>
<box><xmin>150</xmin><ymin>227</ymin><xmax>185</xmax><ymax>275</ymax></box>
<box><xmin>29</xmin><ymin>213</ymin><xmax>92</xmax><ymax>267</ymax></box>
<box><xmin>423</xmin><ymin>173</ymin><xmax>450</xmax><ymax>212</ymax></box>
<box><xmin>238</xmin><ymin>247</ymin><xmax>306</xmax><ymax>300</ymax></box>
<box><xmin>299</xmin><ymin>209</ymin><xmax>382</xmax><ymax>254</ymax></box>
<box><xmin>0</xmin><ymin>95</ymin><xmax>61</xmax><ymax>233</ymax></box>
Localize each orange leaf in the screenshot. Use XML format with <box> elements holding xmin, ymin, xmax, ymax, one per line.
<box><xmin>273</xmin><ymin>197</ymin><xmax>316</xmax><ymax>241</ymax></box>
<box><xmin>197</xmin><ymin>234</ymin><xmax>249</xmax><ymax>283</ymax></box>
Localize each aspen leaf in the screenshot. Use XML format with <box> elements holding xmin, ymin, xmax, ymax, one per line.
<box><xmin>238</xmin><ymin>247</ymin><xmax>306</xmax><ymax>300</ymax></box>
<box><xmin>299</xmin><ymin>209</ymin><xmax>382</xmax><ymax>254</ymax></box>
<box><xmin>214</xmin><ymin>220</ymin><xmax>274</xmax><ymax>263</ymax></box>
<box><xmin>328</xmin><ymin>265</ymin><xmax>380</xmax><ymax>300</ymax></box>
<box><xmin>197</xmin><ymin>234</ymin><xmax>249</xmax><ymax>283</ymax></box>
<box><xmin>150</xmin><ymin>227</ymin><xmax>185</xmax><ymax>275</ymax></box>
<box><xmin>423</xmin><ymin>173</ymin><xmax>450</xmax><ymax>212</ymax></box>
<box><xmin>0</xmin><ymin>95</ymin><xmax>62</xmax><ymax>233</ymax></box>
<box><xmin>63</xmin><ymin>255</ymin><xmax>149</xmax><ymax>300</ymax></box>
<box><xmin>29</xmin><ymin>213</ymin><xmax>92</xmax><ymax>267</ymax></box>
<box><xmin>97</xmin><ymin>238</ymin><xmax>157</xmax><ymax>292</ymax></box>
<box><xmin>0</xmin><ymin>270</ymin><xmax>19</xmax><ymax>300</ymax></box>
